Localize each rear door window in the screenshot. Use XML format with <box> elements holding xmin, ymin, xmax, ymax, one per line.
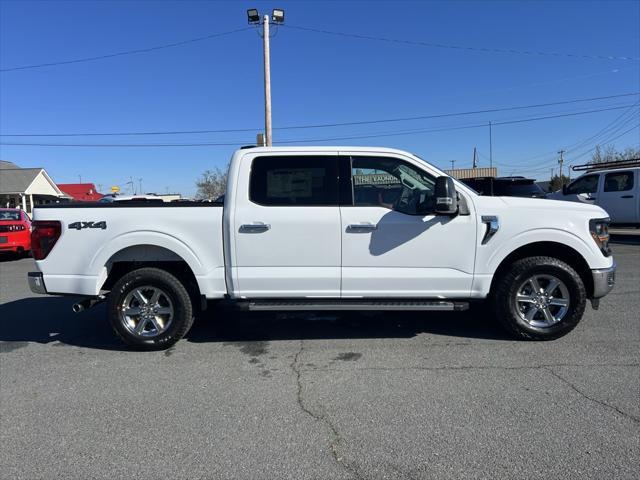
<box><xmin>603</xmin><ymin>171</ymin><xmax>634</xmax><ymax>192</ymax></box>
<box><xmin>250</xmin><ymin>156</ymin><xmax>339</xmax><ymax>206</ymax></box>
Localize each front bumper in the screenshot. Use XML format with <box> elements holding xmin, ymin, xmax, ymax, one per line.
<box><xmin>592</xmin><ymin>261</ymin><xmax>616</xmax><ymax>299</ymax></box>
<box><xmin>28</xmin><ymin>272</ymin><xmax>47</xmax><ymax>295</ymax></box>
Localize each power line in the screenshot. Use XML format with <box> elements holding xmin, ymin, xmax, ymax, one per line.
<box><xmin>274</xmin><ymin>104</ymin><xmax>635</xmax><ymax>144</ymax></box>
<box><xmin>486</xmin><ymin>105</ymin><xmax>639</xmax><ymax>168</ymax></box>
<box><xmin>1</xmin><ymin>103</ymin><xmax>635</xmax><ymax>148</ymax></box>
<box><xmin>2</xmin><ymin>92</ymin><xmax>638</xmax><ymax>137</ymax></box>
<box><xmin>564</xmin><ymin>102</ymin><xmax>640</xmax><ymax>153</ymax></box>
<box><xmin>0</xmin><ymin>27</ymin><xmax>252</xmax><ymax>72</ymax></box>
<box><xmin>566</xmin><ymin>123</ymin><xmax>640</xmax><ymax>163</ymax></box>
<box><xmin>284</xmin><ymin>24</ymin><xmax>640</xmax><ymax>62</ymax></box>
<box><xmin>521</xmin><ymin>119</ymin><xmax>640</xmax><ymax>172</ymax></box>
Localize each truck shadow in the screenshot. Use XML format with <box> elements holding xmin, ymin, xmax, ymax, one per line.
<box><xmin>188</xmin><ymin>308</ymin><xmax>510</xmax><ymax>345</ymax></box>
<box><xmin>0</xmin><ymin>296</ymin><xmax>510</xmax><ymax>351</ymax></box>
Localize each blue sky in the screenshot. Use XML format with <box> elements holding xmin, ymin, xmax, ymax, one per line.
<box><xmin>1</xmin><ymin>0</ymin><xmax>638</xmax><ymax>196</ymax></box>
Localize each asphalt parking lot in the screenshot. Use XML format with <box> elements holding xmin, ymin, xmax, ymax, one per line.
<box><xmin>1</xmin><ymin>241</ymin><xmax>638</xmax><ymax>480</ymax></box>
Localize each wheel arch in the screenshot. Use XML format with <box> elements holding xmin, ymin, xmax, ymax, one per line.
<box><xmin>489</xmin><ymin>241</ymin><xmax>594</xmax><ymax>298</ymax></box>
<box><xmin>99</xmin><ymin>244</ymin><xmax>202</xmax><ymax>301</ymax></box>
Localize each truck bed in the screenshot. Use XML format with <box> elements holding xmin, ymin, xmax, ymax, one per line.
<box><xmin>32</xmin><ymin>202</ymin><xmax>226</xmax><ymax>298</ymax></box>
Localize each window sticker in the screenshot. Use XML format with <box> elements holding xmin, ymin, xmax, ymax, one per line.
<box><xmin>267</xmin><ymin>169</ymin><xmax>314</xmax><ymax>198</ymax></box>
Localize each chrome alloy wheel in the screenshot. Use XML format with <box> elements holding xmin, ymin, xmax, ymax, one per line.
<box><xmin>119</xmin><ymin>286</ymin><xmax>174</xmax><ymax>337</ymax></box>
<box><xmin>514</xmin><ymin>274</ymin><xmax>570</xmax><ymax>328</ymax></box>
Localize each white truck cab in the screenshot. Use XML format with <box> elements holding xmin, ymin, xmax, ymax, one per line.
<box><xmin>28</xmin><ymin>146</ymin><xmax>616</xmax><ymax>349</ymax></box>
<box><xmin>548</xmin><ymin>160</ymin><xmax>640</xmax><ymax>225</ymax></box>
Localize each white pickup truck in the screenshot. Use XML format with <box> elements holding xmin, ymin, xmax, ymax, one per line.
<box><xmin>28</xmin><ymin>146</ymin><xmax>616</xmax><ymax>349</ymax></box>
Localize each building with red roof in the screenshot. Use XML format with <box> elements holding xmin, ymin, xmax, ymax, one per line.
<box><xmin>57</xmin><ymin>183</ymin><xmax>104</xmax><ymax>201</ymax></box>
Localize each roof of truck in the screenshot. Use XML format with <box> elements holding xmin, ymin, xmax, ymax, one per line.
<box><xmin>236</xmin><ymin>146</ymin><xmax>418</xmax><ymax>155</ymax></box>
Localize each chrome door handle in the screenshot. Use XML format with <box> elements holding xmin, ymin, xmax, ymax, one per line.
<box><xmin>240</xmin><ymin>222</ymin><xmax>271</xmax><ymax>233</ymax></box>
<box><xmin>347</xmin><ymin>223</ymin><xmax>377</xmax><ymax>232</ymax></box>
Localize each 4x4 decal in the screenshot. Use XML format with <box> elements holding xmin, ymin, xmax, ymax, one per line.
<box><xmin>68</xmin><ymin>221</ymin><xmax>107</xmax><ymax>230</ymax></box>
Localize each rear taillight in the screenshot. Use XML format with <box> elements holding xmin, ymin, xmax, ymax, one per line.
<box><xmin>31</xmin><ymin>221</ymin><xmax>61</xmax><ymax>260</ymax></box>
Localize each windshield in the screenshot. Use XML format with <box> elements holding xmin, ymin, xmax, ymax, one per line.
<box><xmin>0</xmin><ymin>210</ymin><xmax>21</xmax><ymax>221</ymax></box>
<box><xmin>404</xmin><ymin>153</ymin><xmax>478</xmax><ymax>194</ymax></box>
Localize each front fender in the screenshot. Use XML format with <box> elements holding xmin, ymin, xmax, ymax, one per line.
<box><xmin>482</xmin><ymin>227</ymin><xmax>608</xmax><ymax>273</ymax></box>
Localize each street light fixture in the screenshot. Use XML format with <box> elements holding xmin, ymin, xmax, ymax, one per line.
<box><xmin>271</xmin><ymin>8</ymin><xmax>285</xmax><ymax>24</ymax></box>
<box><xmin>246</xmin><ymin>8</ymin><xmax>285</xmax><ymax>147</ymax></box>
<box><xmin>247</xmin><ymin>9</ymin><xmax>260</xmax><ymax>24</ymax></box>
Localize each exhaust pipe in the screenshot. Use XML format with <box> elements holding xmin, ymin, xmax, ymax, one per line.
<box><xmin>72</xmin><ymin>296</ymin><xmax>105</xmax><ymax>314</ymax></box>
<box><xmin>72</xmin><ymin>299</ymin><xmax>92</xmax><ymax>313</ymax></box>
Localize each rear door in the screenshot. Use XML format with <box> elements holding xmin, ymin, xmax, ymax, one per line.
<box><xmin>231</xmin><ymin>153</ymin><xmax>342</xmax><ymax>298</ymax></box>
<box><xmin>339</xmin><ymin>154</ymin><xmax>477</xmax><ymax>298</ymax></box>
<box><xmin>597</xmin><ymin>170</ymin><xmax>638</xmax><ymax>223</ymax></box>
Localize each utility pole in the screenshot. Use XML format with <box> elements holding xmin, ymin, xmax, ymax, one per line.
<box><xmin>248</xmin><ymin>9</ymin><xmax>284</xmax><ymax>146</ymax></box>
<box><xmin>262</xmin><ymin>15</ymin><xmax>272</xmax><ymax>146</ymax></box>
<box><xmin>138</xmin><ymin>178</ymin><xmax>143</xmax><ymax>195</ymax></box>
<box><xmin>78</xmin><ymin>175</ymin><xmax>82</xmax><ymax>184</ymax></box>
<box><xmin>450</xmin><ymin>160</ymin><xmax>456</xmax><ymax>170</ymax></box>
<box><xmin>472</xmin><ymin>147</ymin><xmax>478</xmax><ymax>169</ymax></box>
<box><xmin>558</xmin><ymin>150</ymin><xmax>565</xmax><ymax>185</ymax></box>
<box><xmin>489</xmin><ymin>122</ymin><xmax>493</xmax><ymax>169</ymax></box>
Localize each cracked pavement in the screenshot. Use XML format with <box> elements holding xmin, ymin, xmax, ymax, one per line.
<box><xmin>1</xmin><ymin>242</ymin><xmax>638</xmax><ymax>479</ymax></box>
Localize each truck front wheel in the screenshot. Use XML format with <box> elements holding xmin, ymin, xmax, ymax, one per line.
<box><xmin>491</xmin><ymin>256</ymin><xmax>587</xmax><ymax>340</ymax></box>
<box><xmin>107</xmin><ymin>267</ymin><xmax>194</xmax><ymax>349</ymax></box>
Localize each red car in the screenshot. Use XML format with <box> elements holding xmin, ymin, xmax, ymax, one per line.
<box><xmin>0</xmin><ymin>209</ymin><xmax>32</xmax><ymax>256</ymax></box>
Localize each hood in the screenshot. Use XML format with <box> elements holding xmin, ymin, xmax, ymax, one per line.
<box><xmin>496</xmin><ymin>196</ymin><xmax>608</xmax><ymax>217</ymax></box>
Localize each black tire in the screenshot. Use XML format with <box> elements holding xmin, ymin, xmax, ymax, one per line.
<box><xmin>491</xmin><ymin>256</ymin><xmax>587</xmax><ymax>340</ymax></box>
<box><xmin>107</xmin><ymin>267</ymin><xmax>194</xmax><ymax>350</ymax></box>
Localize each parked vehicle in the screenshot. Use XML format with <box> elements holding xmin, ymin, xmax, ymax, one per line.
<box><xmin>547</xmin><ymin>159</ymin><xmax>640</xmax><ymax>226</ymax></box>
<box><xmin>28</xmin><ymin>147</ymin><xmax>616</xmax><ymax>349</ymax></box>
<box><xmin>461</xmin><ymin>176</ymin><xmax>547</xmax><ymax>198</ymax></box>
<box><xmin>0</xmin><ymin>208</ymin><xmax>31</xmax><ymax>256</ymax></box>
<box><xmin>99</xmin><ymin>194</ymin><xmax>164</xmax><ymax>203</ymax></box>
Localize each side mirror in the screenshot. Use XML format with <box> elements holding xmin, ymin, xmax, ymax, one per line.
<box><xmin>562</xmin><ymin>184</ymin><xmax>568</xmax><ymax>195</ymax></box>
<box><xmin>434</xmin><ymin>176</ymin><xmax>458</xmax><ymax>215</ymax></box>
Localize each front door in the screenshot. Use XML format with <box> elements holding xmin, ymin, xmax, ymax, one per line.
<box><xmin>340</xmin><ymin>154</ymin><xmax>477</xmax><ymax>298</ymax></box>
<box><xmin>563</xmin><ymin>173</ymin><xmax>601</xmax><ymax>204</ymax></box>
<box><xmin>232</xmin><ymin>154</ymin><xmax>342</xmax><ymax>298</ymax></box>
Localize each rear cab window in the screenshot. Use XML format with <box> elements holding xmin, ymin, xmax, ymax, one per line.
<box><xmin>0</xmin><ymin>210</ymin><xmax>21</xmax><ymax>221</ymax></box>
<box><xmin>249</xmin><ymin>156</ymin><xmax>340</xmax><ymax>206</ymax></box>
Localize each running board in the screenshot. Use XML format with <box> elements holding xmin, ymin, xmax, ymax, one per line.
<box><xmin>242</xmin><ymin>300</ymin><xmax>469</xmax><ymax>312</ymax></box>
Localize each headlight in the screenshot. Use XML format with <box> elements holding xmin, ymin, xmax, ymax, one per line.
<box><xmin>589</xmin><ymin>217</ymin><xmax>611</xmax><ymax>256</ymax></box>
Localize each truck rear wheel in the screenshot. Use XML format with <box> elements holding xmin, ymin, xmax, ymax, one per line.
<box><xmin>491</xmin><ymin>256</ymin><xmax>586</xmax><ymax>340</ymax></box>
<box><xmin>107</xmin><ymin>267</ymin><xmax>194</xmax><ymax>350</ymax></box>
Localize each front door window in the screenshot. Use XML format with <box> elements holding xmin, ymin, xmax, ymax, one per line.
<box><xmin>351</xmin><ymin>157</ymin><xmax>436</xmax><ymax>215</ymax></box>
